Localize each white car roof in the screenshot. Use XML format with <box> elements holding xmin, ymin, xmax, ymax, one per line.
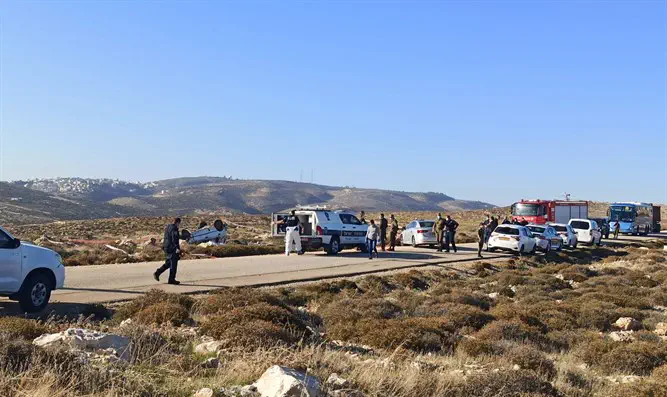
<box><xmin>496</xmin><ymin>224</ymin><xmax>524</xmax><ymax>229</ymax></box>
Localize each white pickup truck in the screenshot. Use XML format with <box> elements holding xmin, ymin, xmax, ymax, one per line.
<box><xmin>0</xmin><ymin>226</ymin><xmax>65</xmax><ymax>312</ymax></box>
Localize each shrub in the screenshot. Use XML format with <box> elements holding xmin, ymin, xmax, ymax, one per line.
<box><xmin>357</xmin><ymin>275</ymin><xmax>397</xmax><ymax>295</ymax></box>
<box><xmin>354</xmin><ymin>317</ymin><xmax>457</xmax><ymax>353</ymax></box>
<box><xmin>200</xmin><ymin>318</ymin><xmax>297</xmax><ymax>348</ymax></box>
<box><xmin>135</xmin><ymin>302</ymin><xmax>191</xmax><ymax>326</ymax></box>
<box><xmin>474</xmin><ymin>320</ymin><xmax>564</xmax><ymax>352</ymax></box>
<box><xmin>577</xmin><ymin>338</ymin><xmax>667</xmax><ymax>375</ymax></box>
<box><xmin>508</xmin><ymin>345</ymin><xmax>557</xmax><ymax>380</ymax></box>
<box><xmin>456</xmin><ymin>369</ymin><xmax>561</xmax><ymax>397</ymax></box>
<box><xmin>115</xmin><ymin>289</ymin><xmax>195</xmax><ymax>321</ymax></box>
<box><xmin>0</xmin><ymin>317</ymin><xmax>50</xmax><ymax>340</ymax></box>
<box><xmin>190</xmin><ymin>244</ymin><xmax>282</xmax><ymax>258</ymax></box>
<box><xmin>458</xmin><ymin>337</ymin><xmax>503</xmax><ymax>357</ymax></box>
<box><xmin>195</xmin><ymin>287</ymin><xmax>285</xmax><ymax>315</ymax></box>
<box><xmin>392</xmin><ymin>272</ymin><xmax>429</xmax><ymax>290</ymax></box>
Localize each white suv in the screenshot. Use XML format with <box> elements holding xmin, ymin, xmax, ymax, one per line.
<box><xmin>568</xmin><ymin>219</ymin><xmax>602</xmax><ymax>246</ymax></box>
<box><xmin>272</xmin><ymin>208</ymin><xmax>369</xmax><ymax>255</ymax></box>
<box><xmin>0</xmin><ymin>226</ymin><xmax>66</xmax><ymax>312</ymax></box>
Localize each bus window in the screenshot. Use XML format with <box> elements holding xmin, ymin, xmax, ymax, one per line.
<box><xmin>609</xmin><ymin>207</ymin><xmax>635</xmax><ymax>222</ymax></box>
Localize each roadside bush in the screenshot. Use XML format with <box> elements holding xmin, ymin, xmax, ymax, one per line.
<box><xmin>115</xmin><ymin>289</ymin><xmax>195</xmax><ymax>321</ymax></box>
<box><xmin>392</xmin><ymin>272</ymin><xmax>429</xmax><ymax>290</ymax></box>
<box><xmin>190</xmin><ymin>244</ymin><xmax>282</xmax><ymax>258</ymax></box>
<box><xmin>201</xmin><ymin>318</ymin><xmax>297</xmax><ymax>348</ymax></box>
<box><xmin>195</xmin><ymin>287</ymin><xmax>286</xmax><ymax>315</ymax></box>
<box><xmin>0</xmin><ymin>317</ymin><xmax>50</xmax><ymax>340</ymax></box>
<box><xmin>357</xmin><ymin>275</ymin><xmax>397</xmax><ymax>295</ymax></box>
<box><xmin>135</xmin><ymin>302</ymin><xmax>191</xmax><ymax>326</ymax></box>
<box><xmin>474</xmin><ymin>320</ymin><xmax>564</xmax><ymax>352</ymax></box>
<box><xmin>458</xmin><ymin>337</ymin><xmax>503</xmax><ymax>357</ymax></box>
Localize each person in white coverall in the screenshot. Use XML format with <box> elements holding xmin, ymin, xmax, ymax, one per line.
<box><xmin>275</xmin><ymin>210</ymin><xmax>304</xmax><ymax>256</ymax></box>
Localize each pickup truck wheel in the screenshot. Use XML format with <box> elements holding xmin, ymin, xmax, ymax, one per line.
<box><xmin>18</xmin><ymin>273</ymin><xmax>52</xmax><ymax>313</ymax></box>
<box><xmin>326</xmin><ymin>238</ymin><xmax>340</xmax><ymax>256</ymax></box>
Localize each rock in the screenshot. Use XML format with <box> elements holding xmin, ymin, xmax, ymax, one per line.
<box><xmin>512</xmin><ymin>364</ymin><xmax>521</xmax><ymax>371</ymax></box>
<box><xmin>194</xmin><ymin>388</ymin><xmax>214</xmax><ymax>397</ymax></box>
<box><xmin>201</xmin><ymin>357</ymin><xmax>221</xmax><ymax>369</ymax></box>
<box><xmin>240</xmin><ymin>385</ymin><xmax>259</xmax><ymax>397</ymax></box>
<box><xmin>655</xmin><ymin>322</ymin><xmax>667</xmax><ymax>336</ymax></box>
<box><xmin>254</xmin><ymin>365</ymin><xmax>322</xmax><ymax>397</ymax></box>
<box><xmin>487</xmin><ymin>292</ymin><xmax>499</xmax><ymax>300</ymax></box>
<box><xmin>329</xmin><ymin>391</ymin><xmax>364</xmax><ymax>397</ymax></box>
<box><xmin>326</xmin><ymin>373</ymin><xmax>350</xmax><ymax>390</ymax></box>
<box><xmin>609</xmin><ymin>331</ymin><xmax>635</xmax><ymax>342</ymax></box>
<box><xmin>554</xmin><ymin>274</ymin><xmax>565</xmax><ymax>280</ymax></box>
<box><xmin>195</xmin><ymin>340</ymin><xmax>226</xmax><ymax>354</ymax></box>
<box><xmin>614</xmin><ymin>317</ymin><xmax>642</xmax><ymax>331</ymax></box>
<box><xmin>34</xmin><ymin>328</ymin><xmax>131</xmax><ymax>361</ymax></box>
<box><xmin>605</xmin><ymin>375</ymin><xmax>641</xmax><ymax>384</ymax></box>
<box><xmin>119</xmin><ymin>318</ymin><xmax>133</xmax><ymax>328</ymax></box>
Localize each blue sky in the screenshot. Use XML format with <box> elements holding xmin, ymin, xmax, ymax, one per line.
<box><xmin>0</xmin><ymin>1</ymin><xmax>665</xmax><ymax>206</ymax></box>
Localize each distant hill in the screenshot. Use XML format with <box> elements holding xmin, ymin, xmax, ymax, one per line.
<box><xmin>2</xmin><ymin>177</ymin><xmax>495</xmax><ymax>225</ymax></box>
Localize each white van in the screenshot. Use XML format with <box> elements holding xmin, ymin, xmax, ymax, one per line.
<box><xmin>568</xmin><ymin>219</ymin><xmax>602</xmax><ymax>246</ymax></box>
<box><xmin>0</xmin><ymin>226</ymin><xmax>65</xmax><ymax>312</ymax></box>
<box><xmin>272</xmin><ymin>207</ymin><xmax>369</xmax><ymax>255</ymax></box>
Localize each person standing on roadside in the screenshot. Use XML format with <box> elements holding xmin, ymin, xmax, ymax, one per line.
<box><xmin>502</xmin><ymin>216</ymin><xmax>511</xmax><ymax>225</ymax></box>
<box><xmin>520</xmin><ymin>217</ymin><xmax>529</xmax><ymax>226</ymax></box>
<box><xmin>366</xmin><ymin>219</ymin><xmax>379</xmax><ymax>259</ymax></box>
<box><xmin>483</xmin><ymin>214</ymin><xmax>492</xmax><ymax>249</ymax></box>
<box><xmin>445</xmin><ymin>215</ymin><xmax>459</xmax><ymax>253</ymax></box>
<box><xmin>486</xmin><ymin>216</ymin><xmax>498</xmax><ymax>251</ymax></box>
<box><xmin>433</xmin><ymin>213</ymin><xmax>446</xmax><ymax>252</ymax></box>
<box><xmin>154</xmin><ymin>217</ymin><xmax>182</xmax><ymax>285</ymax></box>
<box><xmin>613</xmin><ymin>221</ymin><xmax>621</xmax><ymax>239</ymax></box>
<box><xmin>477</xmin><ymin>222</ymin><xmax>486</xmax><ymax>258</ymax></box>
<box><xmin>389</xmin><ymin>214</ymin><xmax>399</xmax><ymax>251</ymax></box>
<box><xmin>379</xmin><ymin>213</ymin><xmax>388</xmax><ymax>251</ymax></box>
<box><xmin>274</xmin><ymin>210</ymin><xmax>304</xmax><ymax>256</ymax></box>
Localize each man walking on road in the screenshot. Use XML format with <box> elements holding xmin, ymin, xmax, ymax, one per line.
<box><xmin>433</xmin><ymin>213</ymin><xmax>446</xmax><ymax>252</ymax></box>
<box><xmin>154</xmin><ymin>217</ymin><xmax>182</xmax><ymax>285</ymax></box>
<box><xmin>445</xmin><ymin>215</ymin><xmax>459</xmax><ymax>253</ymax></box>
<box><xmin>389</xmin><ymin>214</ymin><xmax>399</xmax><ymax>251</ymax></box>
<box><xmin>379</xmin><ymin>214</ymin><xmax>388</xmax><ymax>251</ymax></box>
<box><xmin>275</xmin><ymin>210</ymin><xmax>304</xmax><ymax>256</ymax></box>
<box><xmin>477</xmin><ymin>222</ymin><xmax>485</xmax><ymax>258</ymax></box>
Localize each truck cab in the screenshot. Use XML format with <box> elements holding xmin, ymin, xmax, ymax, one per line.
<box><xmin>272</xmin><ymin>207</ymin><xmax>369</xmax><ymax>255</ymax></box>
<box><xmin>0</xmin><ymin>226</ymin><xmax>65</xmax><ymax>312</ymax></box>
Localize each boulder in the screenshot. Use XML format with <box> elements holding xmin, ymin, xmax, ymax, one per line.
<box><xmin>220</xmin><ymin>385</ymin><xmax>259</xmax><ymax>397</ymax></box>
<box><xmin>614</xmin><ymin>317</ymin><xmax>642</xmax><ymax>331</ymax></box>
<box><xmin>654</xmin><ymin>322</ymin><xmax>667</xmax><ymax>336</ymax></box>
<box><xmin>34</xmin><ymin>328</ymin><xmax>131</xmax><ymax>360</ymax></box>
<box><xmin>254</xmin><ymin>365</ymin><xmax>322</xmax><ymax>397</ymax></box>
<box><xmin>194</xmin><ymin>388</ymin><xmax>214</xmax><ymax>397</ymax></box>
<box><xmin>325</xmin><ymin>373</ymin><xmax>349</xmax><ymax>390</ymax></box>
<box><xmin>201</xmin><ymin>357</ymin><xmax>221</xmax><ymax>369</ymax></box>
<box><xmin>195</xmin><ymin>340</ymin><xmax>226</xmax><ymax>354</ymax></box>
<box><xmin>609</xmin><ymin>331</ymin><xmax>635</xmax><ymax>342</ymax></box>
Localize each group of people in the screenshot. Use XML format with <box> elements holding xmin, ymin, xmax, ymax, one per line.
<box><xmin>432</xmin><ymin>213</ymin><xmax>459</xmax><ymax>253</ymax></box>
<box><xmin>362</xmin><ymin>212</ymin><xmax>399</xmax><ymax>259</ymax></box>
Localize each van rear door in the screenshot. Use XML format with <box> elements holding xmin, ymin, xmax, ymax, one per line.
<box><xmin>271</xmin><ymin>213</ymin><xmax>290</xmax><ymax>237</ymax></box>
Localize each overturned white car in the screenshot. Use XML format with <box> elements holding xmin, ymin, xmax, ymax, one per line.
<box><xmin>181</xmin><ymin>219</ymin><xmax>228</xmax><ymax>245</ymax></box>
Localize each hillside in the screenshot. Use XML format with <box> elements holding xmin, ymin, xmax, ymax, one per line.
<box><xmin>0</xmin><ymin>182</ymin><xmax>140</xmax><ymax>225</ymax></box>
<box><xmin>3</xmin><ymin>177</ymin><xmax>495</xmax><ymax>224</ymax></box>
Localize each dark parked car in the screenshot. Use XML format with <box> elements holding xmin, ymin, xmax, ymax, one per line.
<box><xmin>591</xmin><ymin>217</ymin><xmax>610</xmax><ymax>239</ymax></box>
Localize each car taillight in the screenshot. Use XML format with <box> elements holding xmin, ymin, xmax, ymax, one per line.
<box><xmin>512</xmin><ymin>236</ymin><xmax>520</xmax><ymax>241</ymax></box>
<box><xmin>417</xmin><ymin>230</ymin><xmax>425</xmax><ymax>234</ymax></box>
<box><xmin>538</xmin><ymin>235</ymin><xmax>546</xmax><ymax>239</ymax></box>
<box><xmin>316</xmin><ymin>226</ymin><xmax>323</xmax><ymax>236</ymax></box>
<box><xmin>558</xmin><ymin>232</ymin><xmax>566</xmax><ymax>235</ymax></box>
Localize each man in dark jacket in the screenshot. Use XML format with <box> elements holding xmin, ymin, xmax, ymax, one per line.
<box><xmin>379</xmin><ymin>214</ymin><xmax>388</xmax><ymax>251</ymax></box>
<box><xmin>154</xmin><ymin>217</ymin><xmax>182</xmax><ymax>285</ymax></box>
<box><xmin>486</xmin><ymin>216</ymin><xmax>499</xmax><ymax>251</ymax></box>
<box><xmin>477</xmin><ymin>222</ymin><xmax>485</xmax><ymax>258</ymax></box>
<box><xmin>444</xmin><ymin>215</ymin><xmax>459</xmax><ymax>253</ymax></box>
<box><xmin>389</xmin><ymin>214</ymin><xmax>399</xmax><ymax>251</ymax></box>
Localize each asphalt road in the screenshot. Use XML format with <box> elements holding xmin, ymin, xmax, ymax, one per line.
<box><xmin>48</xmin><ymin>243</ymin><xmax>514</xmax><ymax>304</ymax></box>
<box><xmin>0</xmin><ymin>233</ymin><xmax>663</xmax><ymax>310</ymax></box>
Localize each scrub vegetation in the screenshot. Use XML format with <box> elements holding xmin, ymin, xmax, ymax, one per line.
<box><xmin>0</xmin><ymin>238</ymin><xmax>664</xmax><ymax>396</ymax></box>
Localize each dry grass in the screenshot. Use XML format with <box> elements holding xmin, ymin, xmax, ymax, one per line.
<box><xmin>1</xmin><ymin>242</ymin><xmax>666</xmax><ymax>396</ymax></box>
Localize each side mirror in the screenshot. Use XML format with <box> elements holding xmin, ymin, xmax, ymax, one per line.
<box><xmin>12</xmin><ymin>238</ymin><xmax>21</xmax><ymax>249</ymax></box>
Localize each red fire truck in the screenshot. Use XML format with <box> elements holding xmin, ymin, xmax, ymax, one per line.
<box><xmin>511</xmin><ymin>199</ymin><xmax>589</xmax><ymax>225</ymax></box>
